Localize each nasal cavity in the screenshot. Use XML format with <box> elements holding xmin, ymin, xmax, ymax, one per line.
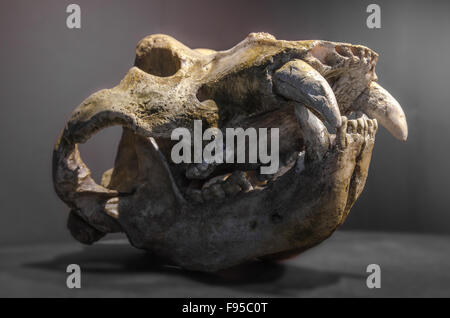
<box><xmin>135</xmin><ymin>47</ymin><xmax>181</xmax><ymax>77</ymax></box>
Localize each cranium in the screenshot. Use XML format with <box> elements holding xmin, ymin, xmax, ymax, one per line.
<box><xmin>53</xmin><ymin>32</ymin><xmax>407</xmax><ymax>272</ymax></box>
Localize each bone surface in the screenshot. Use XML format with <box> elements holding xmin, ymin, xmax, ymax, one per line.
<box><xmin>53</xmin><ymin>32</ymin><xmax>407</xmax><ymax>271</ymax></box>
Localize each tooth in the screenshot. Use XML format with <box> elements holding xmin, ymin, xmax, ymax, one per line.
<box><xmin>294</xmin><ymin>103</ymin><xmax>330</xmax><ymax>162</ymax></box>
<box><xmin>352</xmin><ymin>82</ymin><xmax>408</xmax><ymax>141</ymax></box>
<box><xmin>364</xmin><ymin>118</ymin><xmax>370</xmax><ymax>136</ymax></box>
<box><xmin>367</xmin><ymin>119</ymin><xmax>374</xmax><ymax>137</ymax></box>
<box><xmin>337</xmin><ymin>116</ymin><xmax>348</xmax><ymax>149</ymax></box>
<box><xmin>357</xmin><ymin>118</ymin><xmax>365</xmax><ymax>134</ymax></box>
<box><xmin>186</xmin><ymin>161</ymin><xmax>216</xmax><ymax>179</ymax></box>
<box><xmin>228</xmin><ymin>171</ymin><xmax>253</xmax><ymax>192</ymax></box>
<box><xmin>245</xmin><ymin>170</ymin><xmax>268</xmax><ymax>188</ymax></box>
<box><xmin>273</xmin><ymin>59</ymin><xmax>341</xmax><ymax>128</ymax></box>
<box><xmin>348</xmin><ymin>120</ymin><xmax>357</xmax><ymax>133</ymax></box>
<box><xmin>105</xmin><ymin>197</ymin><xmax>119</xmax><ymax>219</ymax></box>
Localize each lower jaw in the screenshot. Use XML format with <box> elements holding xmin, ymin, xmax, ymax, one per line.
<box><xmin>121</xmin><ymin>142</ymin><xmax>355</xmax><ymax>272</ymax></box>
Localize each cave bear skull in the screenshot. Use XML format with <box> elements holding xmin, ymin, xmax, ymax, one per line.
<box><xmin>53</xmin><ymin>33</ymin><xmax>407</xmax><ymax>271</ymax></box>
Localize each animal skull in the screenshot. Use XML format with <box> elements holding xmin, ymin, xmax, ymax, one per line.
<box><xmin>53</xmin><ymin>33</ymin><xmax>407</xmax><ymax>271</ymax></box>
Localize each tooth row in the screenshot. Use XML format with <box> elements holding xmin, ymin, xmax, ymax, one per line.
<box><xmin>186</xmin><ymin>171</ymin><xmax>260</xmax><ymax>204</ymax></box>
<box><xmin>331</xmin><ymin>44</ymin><xmax>377</xmax><ymax>70</ymax></box>
<box><xmin>342</xmin><ymin>116</ymin><xmax>378</xmax><ymax>138</ymax></box>
<box><xmin>337</xmin><ymin>116</ymin><xmax>378</xmax><ymax>149</ymax></box>
<box><xmin>306</xmin><ymin>43</ymin><xmax>377</xmax><ymax>77</ymax></box>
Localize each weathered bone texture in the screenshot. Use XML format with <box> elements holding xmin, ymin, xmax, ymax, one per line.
<box><xmin>53</xmin><ymin>32</ymin><xmax>407</xmax><ymax>272</ymax></box>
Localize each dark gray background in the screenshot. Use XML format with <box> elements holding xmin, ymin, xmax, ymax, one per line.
<box><xmin>1</xmin><ymin>0</ymin><xmax>449</xmax><ymax>245</ymax></box>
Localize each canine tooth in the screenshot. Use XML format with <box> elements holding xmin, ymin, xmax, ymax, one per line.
<box><xmin>352</xmin><ymin>81</ymin><xmax>408</xmax><ymax>141</ymax></box>
<box><xmin>273</xmin><ymin>59</ymin><xmax>341</xmax><ymax>128</ymax></box>
<box><xmin>294</xmin><ymin>103</ymin><xmax>330</xmax><ymax>162</ymax></box>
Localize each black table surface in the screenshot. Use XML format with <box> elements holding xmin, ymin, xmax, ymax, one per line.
<box><xmin>1</xmin><ymin>231</ymin><xmax>449</xmax><ymax>297</ymax></box>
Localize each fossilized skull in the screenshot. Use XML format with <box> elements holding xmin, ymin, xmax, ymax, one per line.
<box><xmin>53</xmin><ymin>33</ymin><xmax>407</xmax><ymax>271</ymax></box>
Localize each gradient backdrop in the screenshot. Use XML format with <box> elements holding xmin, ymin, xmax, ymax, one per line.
<box><xmin>1</xmin><ymin>0</ymin><xmax>449</xmax><ymax>245</ymax></box>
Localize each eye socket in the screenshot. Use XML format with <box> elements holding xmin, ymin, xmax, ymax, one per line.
<box><xmin>135</xmin><ymin>47</ymin><xmax>181</xmax><ymax>77</ymax></box>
